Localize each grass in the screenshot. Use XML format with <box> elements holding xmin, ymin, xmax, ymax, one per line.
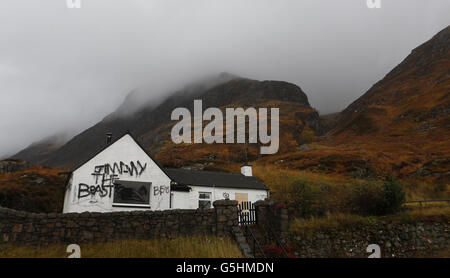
<box><xmin>290</xmin><ymin>207</ymin><xmax>450</xmax><ymax>234</ymax></box>
<box><xmin>404</xmin><ymin>200</ymin><xmax>450</xmax><ymax>208</ymax></box>
<box><xmin>418</xmin><ymin>248</ymin><xmax>450</xmax><ymax>258</ymax></box>
<box><xmin>290</xmin><ymin>213</ymin><xmax>374</xmax><ymax>232</ymax></box>
<box><xmin>252</xmin><ymin>164</ymin><xmax>352</xmax><ymax>200</ymax></box>
<box><xmin>0</xmin><ymin>236</ymin><xmax>243</xmax><ymax>258</ymax></box>
<box><xmin>253</xmin><ymin>164</ymin><xmax>372</xmax><ymax>216</ymax></box>
<box><xmin>402</xmin><ymin>179</ymin><xmax>449</xmax><ymax>201</ymax></box>
<box><xmin>252</xmin><ymin>164</ymin><xmax>448</xmax><ymax>210</ymax></box>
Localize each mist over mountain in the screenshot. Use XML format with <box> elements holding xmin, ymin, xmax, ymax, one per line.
<box><xmin>12</xmin><ymin>133</ymin><xmax>72</xmax><ymax>166</ymax></box>
<box><xmin>111</xmin><ymin>72</ymin><xmax>240</xmax><ymax>119</ymax></box>
<box><xmin>13</xmin><ymin>73</ymin><xmax>321</xmax><ymax>169</ymax></box>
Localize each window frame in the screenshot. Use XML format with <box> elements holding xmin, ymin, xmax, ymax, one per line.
<box><xmin>112</xmin><ymin>180</ymin><xmax>152</xmax><ymax>208</ymax></box>
<box><xmin>198</xmin><ymin>191</ymin><xmax>212</xmax><ymax>209</ymax></box>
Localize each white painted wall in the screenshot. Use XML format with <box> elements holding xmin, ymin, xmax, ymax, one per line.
<box><xmin>63</xmin><ymin>134</ymin><xmax>171</xmax><ymax>213</ymax></box>
<box><xmin>171</xmin><ymin>191</ymin><xmax>190</xmax><ymax>209</ymax></box>
<box><xmin>171</xmin><ymin>185</ymin><xmax>268</xmax><ymax>209</ymax></box>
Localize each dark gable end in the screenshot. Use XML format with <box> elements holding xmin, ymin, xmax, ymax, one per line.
<box><xmin>165</xmin><ymin>168</ymin><xmax>269</xmax><ymax>191</ymax></box>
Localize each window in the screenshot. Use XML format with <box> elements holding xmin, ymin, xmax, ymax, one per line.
<box><xmin>113</xmin><ymin>180</ymin><xmax>151</xmax><ymax>207</ymax></box>
<box><xmin>198</xmin><ymin>192</ymin><xmax>211</xmax><ymax>209</ymax></box>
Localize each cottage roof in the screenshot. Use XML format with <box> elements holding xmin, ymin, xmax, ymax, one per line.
<box><xmin>165</xmin><ymin>168</ymin><xmax>269</xmax><ymax>191</ymax></box>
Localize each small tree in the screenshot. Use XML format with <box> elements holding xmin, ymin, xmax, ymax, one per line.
<box><xmin>378</xmin><ymin>176</ymin><xmax>406</xmax><ymax>215</ymax></box>
<box><xmin>350</xmin><ymin>177</ymin><xmax>405</xmax><ymax>216</ymax></box>
<box><xmin>350</xmin><ymin>181</ymin><xmax>381</xmax><ymax>215</ymax></box>
<box><xmin>289</xmin><ymin>179</ymin><xmax>319</xmax><ymax>217</ymax></box>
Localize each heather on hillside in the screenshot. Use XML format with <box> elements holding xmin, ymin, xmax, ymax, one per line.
<box><xmin>0</xmin><ymin>166</ymin><xmax>68</xmax><ymax>213</ymax></box>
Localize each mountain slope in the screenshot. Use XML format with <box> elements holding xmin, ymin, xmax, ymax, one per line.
<box><xmin>268</xmin><ymin>26</ymin><xmax>450</xmax><ymax>182</ymax></box>
<box><xmin>331</xmin><ymin>26</ymin><xmax>450</xmax><ymax>180</ymax></box>
<box><xmin>332</xmin><ymin>26</ymin><xmax>449</xmax><ymax>146</ymax></box>
<box><xmin>17</xmin><ymin>75</ymin><xmax>321</xmax><ymax>169</ymax></box>
<box><xmin>12</xmin><ymin>133</ymin><xmax>70</xmax><ymax>165</ymax></box>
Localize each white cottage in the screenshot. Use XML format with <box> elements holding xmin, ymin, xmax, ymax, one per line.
<box><xmin>62</xmin><ymin>133</ymin><xmax>269</xmax><ymax>213</ymax></box>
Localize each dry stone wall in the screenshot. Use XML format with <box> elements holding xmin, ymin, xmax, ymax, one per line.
<box><xmin>0</xmin><ymin>200</ymin><xmax>238</xmax><ymax>246</ymax></box>
<box><xmin>289</xmin><ymin>218</ymin><xmax>449</xmax><ymax>258</ymax></box>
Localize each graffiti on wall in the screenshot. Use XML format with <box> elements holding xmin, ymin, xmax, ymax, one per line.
<box><xmin>77</xmin><ymin>160</ymin><xmax>147</xmax><ymax>200</ymax></box>
<box><xmin>153</xmin><ymin>186</ymin><xmax>170</xmax><ymax>196</ymax></box>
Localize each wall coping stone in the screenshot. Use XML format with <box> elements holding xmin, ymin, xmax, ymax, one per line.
<box><xmin>254</xmin><ymin>200</ymin><xmax>270</xmax><ymax>207</ymax></box>
<box><xmin>213</xmin><ymin>200</ymin><xmax>238</xmax><ymax>206</ymax></box>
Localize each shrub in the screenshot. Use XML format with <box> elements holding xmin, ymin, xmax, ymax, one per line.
<box><xmin>288</xmin><ymin>179</ymin><xmax>321</xmax><ymax>217</ymax></box>
<box><xmin>378</xmin><ymin>177</ymin><xmax>406</xmax><ymax>214</ymax></box>
<box><xmin>350</xmin><ymin>177</ymin><xmax>405</xmax><ymax>216</ymax></box>
<box><xmin>350</xmin><ymin>181</ymin><xmax>381</xmax><ymax>215</ymax></box>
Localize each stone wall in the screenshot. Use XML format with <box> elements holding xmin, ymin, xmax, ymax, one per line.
<box><xmin>0</xmin><ymin>199</ymin><xmax>238</xmax><ymax>246</ymax></box>
<box><xmin>254</xmin><ymin>200</ymin><xmax>448</xmax><ymax>258</ymax></box>
<box><xmin>254</xmin><ymin>200</ymin><xmax>289</xmax><ymax>236</ymax></box>
<box><xmin>289</xmin><ymin>219</ymin><xmax>449</xmax><ymax>258</ymax></box>
<box><xmin>3</xmin><ymin>196</ymin><xmax>446</xmax><ymax>258</ymax></box>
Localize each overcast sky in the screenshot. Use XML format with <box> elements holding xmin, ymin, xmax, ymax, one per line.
<box><xmin>0</xmin><ymin>0</ymin><xmax>449</xmax><ymax>157</ymax></box>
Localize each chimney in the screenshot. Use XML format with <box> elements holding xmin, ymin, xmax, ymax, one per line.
<box><xmin>241</xmin><ymin>164</ymin><xmax>252</xmax><ymax>177</ymax></box>
<box><xmin>106</xmin><ymin>133</ymin><xmax>113</xmax><ymax>144</ymax></box>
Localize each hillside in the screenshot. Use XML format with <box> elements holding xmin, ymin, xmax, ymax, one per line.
<box><xmin>260</xmin><ymin>26</ymin><xmax>450</xmax><ymax>184</ymax></box>
<box><xmin>330</xmin><ymin>25</ymin><xmax>450</xmax><ymax>181</ymax></box>
<box><xmin>333</xmin><ymin>26</ymin><xmax>449</xmax><ymax>145</ymax></box>
<box><xmin>12</xmin><ymin>133</ymin><xmax>70</xmax><ymax>165</ymax></box>
<box><xmin>14</xmin><ymin>75</ymin><xmax>322</xmax><ymax>170</ymax></box>
<box><xmin>0</xmin><ymin>159</ymin><xmax>68</xmax><ymax>212</ymax></box>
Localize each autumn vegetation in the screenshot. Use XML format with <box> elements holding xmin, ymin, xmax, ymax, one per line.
<box><xmin>0</xmin><ymin>236</ymin><xmax>242</xmax><ymax>258</ymax></box>
<box><xmin>290</xmin><ymin>206</ymin><xmax>449</xmax><ymax>231</ymax></box>
<box><xmin>0</xmin><ymin>166</ymin><xmax>68</xmax><ymax>213</ymax></box>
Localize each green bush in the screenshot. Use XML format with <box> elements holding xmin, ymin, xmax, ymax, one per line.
<box><xmin>350</xmin><ymin>177</ymin><xmax>405</xmax><ymax>216</ymax></box>
<box><xmin>379</xmin><ymin>177</ymin><xmax>406</xmax><ymax>214</ymax></box>
<box><xmin>350</xmin><ymin>181</ymin><xmax>382</xmax><ymax>215</ymax></box>
<box><xmin>288</xmin><ymin>179</ymin><xmax>322</xmax><ymax>217</ymax></box>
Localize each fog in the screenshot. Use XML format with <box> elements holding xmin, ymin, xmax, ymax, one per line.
<box><xmin>0</xmin><ymin>0</ymin><xmax>449</xmax><ymax>157</ymax></box>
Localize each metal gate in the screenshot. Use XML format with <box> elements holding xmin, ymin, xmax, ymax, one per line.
<box><xmin>237</xmin><ymin>201</ymin><xmax>256</xmax><ymax>225</ymax></box>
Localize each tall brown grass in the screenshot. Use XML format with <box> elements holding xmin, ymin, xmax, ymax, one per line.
<box><xmin>290</xmin><ymin>207</ymin><xmax>450</xmax><ymax>234</ymax></box>
<box><xmin>0</xmin><ymin>236</ymin><xmax>243</xmax><ymax>258</ymax></box>
<box><xmin>253</xmin><ymin>164</ymin><xmax>361</xmax><ymax>216</ymax></box>
<box><xmin>252</xmin><ymin>164</ymin><xmax>449</xmax><ymax>210</ymax></box>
